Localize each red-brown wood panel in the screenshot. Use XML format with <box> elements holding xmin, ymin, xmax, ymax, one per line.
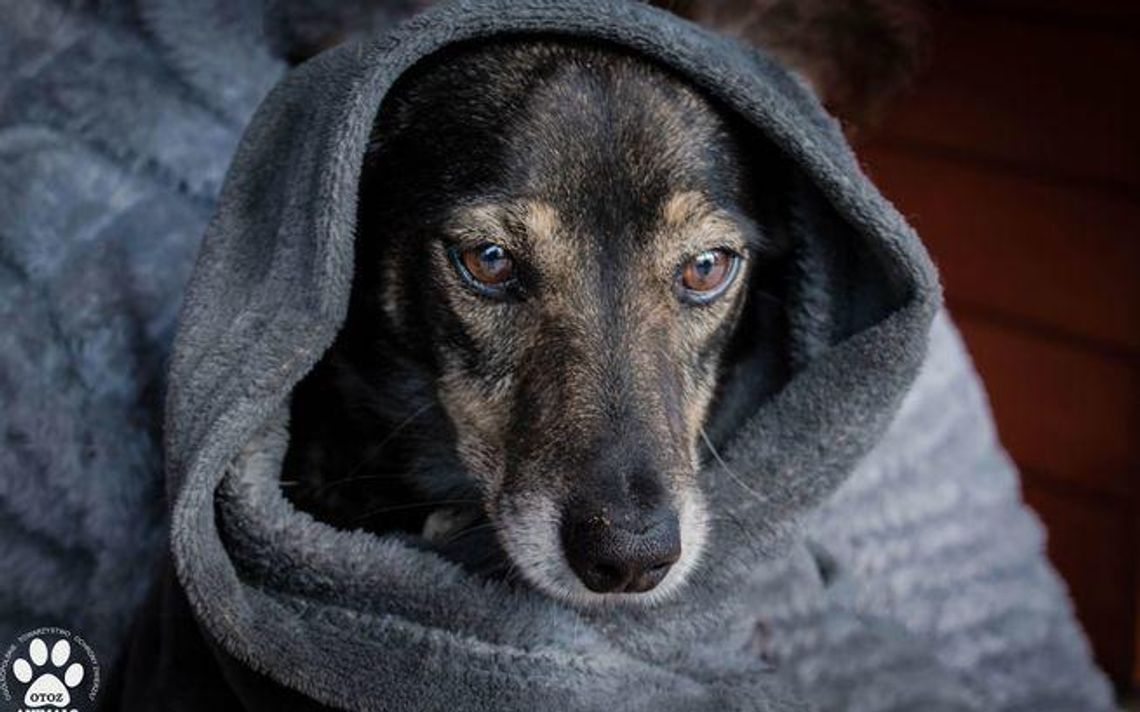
<box><xmin>859</xmin><ymin>145</ymin><xmax>1140</xmax><ymax>352</ymax></box>
<box><xmin>1022</xmin><ymin>478</ymin><xmax>1137</xmax><ymax>688</ymax></box>
<box><xmin>954</xmin><ymin>316</ymin><xmax>1139</xmax><ymax>497</ymax></box>
<box><xmin>980</xmin><ymin>0</ymin><xmax>1140</xmax><ymax>25</ymax></box>
<box><xmin>868</xmin><ymin>12</ymin><xmax>1140</xmax><ymax>190</ymax></box>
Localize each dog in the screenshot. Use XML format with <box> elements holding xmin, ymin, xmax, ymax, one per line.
<box><xmin>281</xmin><ymin>37</ymin><xmax>799</xmax><ymax>605</ymax></box>
<box><xmin>282</xmin><ymin>2</ymin><xmax>926</xmax><ymax>606</ymax></box>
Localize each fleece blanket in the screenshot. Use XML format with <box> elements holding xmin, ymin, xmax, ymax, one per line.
<box><xmin>0</xmin><ymin>0</ymin><xmax>420</xmax><ymax>678</ymax></box>
<box><xmin>0</xmin><ymin>0</ymin><xmax>277</xmax><ymax>661</ymax></box>
<box><xmin>1</xmin><ymin>0</ymin><xmax>1112</xmax><ymax>710</ymax></box>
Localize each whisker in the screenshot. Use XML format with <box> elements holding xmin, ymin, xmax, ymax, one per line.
<box><xmin>309</xmin><ymin>471</ymin><xmax>414</xmax><ymax>496</ymax></box>
<box><xmin>373</xmin><ymin>402</ymin><xmax>435</xmax><ymax>451</ymax></box>
<box><xmin>700</xmin><ymin>427</ymin><xmax>767</xmax><ymax>502</ymax></box>
<box><xmin>353</xmin><ymin>498</ymin><xmax>483</xmax><ymax>523</ymax></box>
<box><xmin>338</xmin><ymin>403</ymin><xmax>435</xmax><ymax>482</ymax></box>
<box><xmin>440</xmin><ymin>521</ymin><xmax>497</xmax><ymax>547</ymax></box>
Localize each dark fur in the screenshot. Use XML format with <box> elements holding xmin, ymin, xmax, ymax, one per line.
<box><xmin>282</xmin><ymin>39</ymin><xmax>792</xmax><ymax>598</ymax></box>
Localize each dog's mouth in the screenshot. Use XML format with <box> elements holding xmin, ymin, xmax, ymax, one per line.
<box><xmin>483</xmin><ymin>486</ymin><xmax>711</xmax><ymax>606</ymax></box>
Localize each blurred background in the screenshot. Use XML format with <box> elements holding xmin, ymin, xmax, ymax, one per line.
<box><xmin>854</xmin><ymin>0</ymin><xmax>1139</xmax><ymax>696</ymax></box>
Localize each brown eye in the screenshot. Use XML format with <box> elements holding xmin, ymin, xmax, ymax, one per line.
<box><xmin>459</xmin><ymin>243</ymin><xmax>514</xmax><ymax>285</ymax></box>
<box><xmin>677</xmin><ymin>249</ymin><xmax>740</xmax><ymax>303</ymax></box>
<box><xmin>450</xmin><ymin>242</ymin><xmax>519</xmax><ymax>298</ymax></box>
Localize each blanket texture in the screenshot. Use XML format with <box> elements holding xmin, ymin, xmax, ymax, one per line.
<box><xmin>0</xmin><ymin>0</ymin><xmax>276</xmax><ymax>660</ymax></box>
<box><xmin>0</xmin><ymin>0</ymin><xmax>413</xmax><ymax>679</ymax></box>
<box><xmin>1</xmin><ymin>1</ymin><xmax>1113</xmax><ymax>710</ymax></box>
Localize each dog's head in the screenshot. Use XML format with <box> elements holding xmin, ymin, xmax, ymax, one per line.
<box><xmin>354</xmin><ymin>40</ymin><xmax>785</xmax><ymax>604</ymax></box>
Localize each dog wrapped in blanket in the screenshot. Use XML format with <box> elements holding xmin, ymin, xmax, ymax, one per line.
<box><xmin>104</xmin><ymin>1</ymin><xmax>1113</xmax><ymax>710</ymax></box>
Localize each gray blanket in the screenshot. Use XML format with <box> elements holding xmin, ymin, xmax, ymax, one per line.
<box><xmin>0</xmin><ymin>0</ymin><xmax>277</xmax><ymax>659</ymax></box>
<box><xmin>2</xmin><ymin>0</ymin><xmax>1113</xmax><ymax>710</ymax></box>
<box><xmin>0</xmin><ymin>0</ymin><xmax>411</xmax><ymax>664</ymax></box>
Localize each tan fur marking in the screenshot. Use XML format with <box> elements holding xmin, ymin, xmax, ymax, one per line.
<box><xmin>661</xmin><ymin>190</ymin><xmax>712</xmax><ymax>228</ymax></box>
<box><xmin>657</xmin><ymin>192</ymin><xmax>750</xmax><ymax>266</ymax></box>
<box><xmin>436</xmin><ymin>371</ymin><xmax>513</xmax><ymax>487</ymax></box>
<box><xmin>522</xmin><ymin>200</ymin><xmax>562</xmax><ymax>244</ymax></box>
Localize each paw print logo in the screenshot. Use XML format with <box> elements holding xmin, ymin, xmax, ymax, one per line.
<box><xmin>11</xmin><ymin>637</ymin><xmax>84</xmax><ymax>709</ymax></box>
<box><xmin>2</xmin><ymin>628</ymin><xmax>100</xmax><ymax>712</ymax></box>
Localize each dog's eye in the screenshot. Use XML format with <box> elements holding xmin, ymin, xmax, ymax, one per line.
<box><xmin>450</xmin><ymin>242</ymin><xmax>517</xmax><ymax>295</ymax></box>
<box><xmin>461</xmin><ymin>243</ymin><xmax>514</xmax><ymax>284</ymax></box>
<box><xmin>677</xmin><ymin>249</ymin><xmax>740</xmax><ymax>304</ymax></box>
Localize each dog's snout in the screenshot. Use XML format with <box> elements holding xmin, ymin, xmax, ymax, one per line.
<box><xmin>561</xmin><ymin>505</ymin><xmax>681</xmax><ymax>594</ymax></box>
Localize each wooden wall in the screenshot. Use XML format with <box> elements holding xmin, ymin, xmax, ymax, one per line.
<box><xmin>855</xmin><ymin>0</ymin><xmax>1139</xmax><ymax>691</ymax></box>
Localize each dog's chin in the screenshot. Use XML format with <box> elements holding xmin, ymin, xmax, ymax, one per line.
<box><xmin>492</xmin><ymin>489</ymin><xmax>710</xmax><ymax>608</ymax></box>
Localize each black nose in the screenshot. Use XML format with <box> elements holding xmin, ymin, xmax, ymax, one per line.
<box><xmin>561</xmin><ymin>506</ymin><xmax>681</xmax><ymax>594</ymax></box>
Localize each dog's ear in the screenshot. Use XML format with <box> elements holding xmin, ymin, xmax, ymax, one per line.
<box><xmin>650</xmin><ymin>0</ymin><xmax>930</xmax><ymax>129</ymax></box>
